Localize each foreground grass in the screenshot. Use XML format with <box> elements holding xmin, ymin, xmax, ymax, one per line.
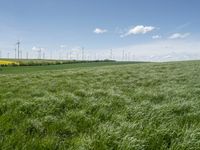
<box><xmin>1</xmin><ymin>61</ymin><xmax>200</xmax><ymax>149</ymax></box>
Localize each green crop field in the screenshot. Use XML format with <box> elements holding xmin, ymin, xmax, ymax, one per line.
<box><xmin>1</xmin><ymin>61</ymin><xmax>200</xmax><ymax>149</ymax></box>
<box><xmin>0</xmin><ymin>61</ymin><xmax>142</xmax><ymax>74</ymax></box>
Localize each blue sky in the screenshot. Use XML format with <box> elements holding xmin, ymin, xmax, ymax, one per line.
<box><xmin>0</xmin><ymin>0</ymin><xmax>200</xmax><ymax>61</ymax></box>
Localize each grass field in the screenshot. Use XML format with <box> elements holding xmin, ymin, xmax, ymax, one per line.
<box><xmin>0</xmin><ymin>61</ymin><xmax>142</xmax><ymax>74</ymax></box>
<box><xmin>1</xmin><ymin>61</ymin><xmax>200</xmax><ymax>149</ymax></box>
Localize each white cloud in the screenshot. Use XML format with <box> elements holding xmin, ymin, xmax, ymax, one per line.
<box><xmin>60</xmin><ymin>45</ymin><xmax>67</xmax><ymax>48</ymax></box>
<box><xmin>169</xmin><ymin>33</ymin><xmax>190</xmax><ymax>39</ymax></box>
<box><xmin>94</xmin><ymin>28</ymin><xmax>107</xmax><ymax>34</ymax></box>
<box><xmin>32</xmin><ymin>46</ymin><xmax>39</xmax><ymax>51</ymax></box>
<box><xmin>152</xmin><ymin>35</ymin><xmax>161</xmax><ymax>39</ymax></box>
<box><xmin>41</xmin><ymin>48</ymin><xmax>45</xmax><ymax>51</ymax></box>
<box><xmin>32</xmin><ymin>46</ymin><xmax>45</xmax><ymax>51</ymax></box>
<box><xmin>122</xmin><ymin>25</ymin><xmax>155</xmax><ymax>37</ymax></box>
<box><xmin>71</xmin><ymin>46</ymin><xmax>81</xmax><ymax>51</ymax></box>
<box><xmin>176</xmin><ymin>22</ymin><xmax>191</xmax><ymax>30</ymax></box>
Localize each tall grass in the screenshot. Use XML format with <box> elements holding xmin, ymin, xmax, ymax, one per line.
<box><xmin>1</xmin><ymin>61</ymin><xmax>200</xmax><ymax>149</ymax></box>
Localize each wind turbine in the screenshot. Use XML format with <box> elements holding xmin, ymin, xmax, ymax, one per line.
<box><xmin>122</xmin><ymin>50</ymin><xmax>125</xmax><ymax>61</ymax></box>
<box><xmin>38</xmin><ymin>48</ymin><xmax>42</xmax><ymax>59</ymax></box>
<box><xmin>110</xmin><ymin>49</ymin><xmax>113</xmax><ymax>60</ymax></box>
<box><xmin>26</xmin><ymin>52</ymin><xmax>29</xmax><ymax>59</ymax></box>
<box><xmin>43</xmin><ymin>52</ymin><xmax>45</xmax><ymax>59</ymax></box>
<box><xmin>82</xmin><ymin>47</ymin><xmax>84</xmax><ymax>60</ymax></box>
<box><xmin>16</xmin><ymin>40</ymin><xmax>20</xmax><ymax>59</ymax></box>
<box><xmin>14</xmin><ymin>47</ymin><xmax>16</xmax><ymax>59</ymax></box>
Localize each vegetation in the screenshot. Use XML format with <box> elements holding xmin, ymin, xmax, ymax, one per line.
<box><xmin>0</xmin><ymin>61</ymin><xmax>141</xmax><ymax>74</ymax></box>
<box><xmin>1</xmin><ymin>60</ymin><xmax>200</xmax><ymax>149</ymax></box>
<box><xmin>0</xmin><ymin>59</ymin><xmax>116</xmax><ymax>67</ymax></box>
<box><xmin>0</xmin><ymin>60</ymin><xmax>19</xmax><ymax>66</ymax></box>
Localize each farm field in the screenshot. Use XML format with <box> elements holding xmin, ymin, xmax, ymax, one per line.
<box><xmin>0</xmin><ymin>59</ymin><xmax>118</xmax><ymax>67</ymax></box>
<box><xmin>0</xmin><ymin>61</ymin><xmax>142</xmax><ymax>74</ymax></box>
<box><xmin>1</xmin><ymin>60</ymin><xmax>200</xmax><ymax>149</ymax></box>
<box><xmin>0</xmin><ymin>60</ymin><xmax>19</xmax><ymax>65</ymax></box>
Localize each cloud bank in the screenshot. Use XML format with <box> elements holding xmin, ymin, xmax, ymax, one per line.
<box><xmin>152</xmin><ymin>35</ymin><xmax>161</xmax><ymax>39</ymax></box>
<box><xmin>90</xmin><ymin>39</ymin><xmax>200</xmax><ymax>61</ymax></box>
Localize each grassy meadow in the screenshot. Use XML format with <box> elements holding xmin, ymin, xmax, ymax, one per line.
<box><xmin>1</xmin><ymin>61</ymin><xmax>200</xmax><ymax>149</ymax></box>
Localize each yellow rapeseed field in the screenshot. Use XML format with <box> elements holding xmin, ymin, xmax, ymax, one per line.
<box><xmin>0</xmin><ymin>60</ymin><xmax>19</xmax><ymax>65</ymax></box>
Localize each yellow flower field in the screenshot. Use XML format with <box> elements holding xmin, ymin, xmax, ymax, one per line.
<box><xmin>0</xmin><ymin>60</ymin><xmax>19</xmax><ymax>65</ymax></box>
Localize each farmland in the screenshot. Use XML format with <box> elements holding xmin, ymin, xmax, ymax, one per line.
<box><xmin>1</xmin><ymin>60</ymin><xmax>200</xmax><ymax>149</ymax></box>
<box><xmin>0</xmin><ymin>60</ymin><xmax>142</xmax><ymax>74</ymax></box>
<box><xmin>0</xmin><ymin>60</ymin><xmax>19</xmax><ymax>66</ymax></box>
<box><xmin>0</xmin><ymin>59</ymin><xmax>117</xmax><ymax>67</ymax></box>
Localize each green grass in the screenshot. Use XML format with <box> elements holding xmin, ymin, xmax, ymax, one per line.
<box><xmin>0</xmin><ymin>61</ymin><xmax>142</xmax><ymax>74</ymax></box>
<box><xmin>1</xmin><ymin>60</ymin><xmax>200</xmax><ymax>149</ymax></box>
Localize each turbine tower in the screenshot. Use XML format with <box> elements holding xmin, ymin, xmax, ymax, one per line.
<box><xmin>110</xmin><ymin>49</ymin><xmax>113</xmax><ymax>60</ymax></box>
<box><xmin>38</xmin><ymin>48</ymin><xmax>42</xmax><ymax>59</ymax></box>
<box><xmin>122</xmin><ymin>50</ymin><xmax>125</xmax><ymax>61</ymax></box>
<box><xmin>16</xmin><ymin>41</ymin><xmax>20</xmax><ymax>59</ymax></box>
<box><xmin>82</xmin><ymin>47</ymin><xmax>84</xmax><ymax>60</ymax></box>
<box><xmin>14</xmin><ymin>48</ymin><xmax>16</xmax><ymax>59</ymax></box>
<box><xmin>26</xmin><ymin>52</ymin><xmax>29</xmax><ymax>59</ymax></box>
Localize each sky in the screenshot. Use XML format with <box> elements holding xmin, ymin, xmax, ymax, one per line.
<box><xmin>0</xmin><ymin>0</ymin><xmax>200</xmax><ymax>61</ymax></box>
